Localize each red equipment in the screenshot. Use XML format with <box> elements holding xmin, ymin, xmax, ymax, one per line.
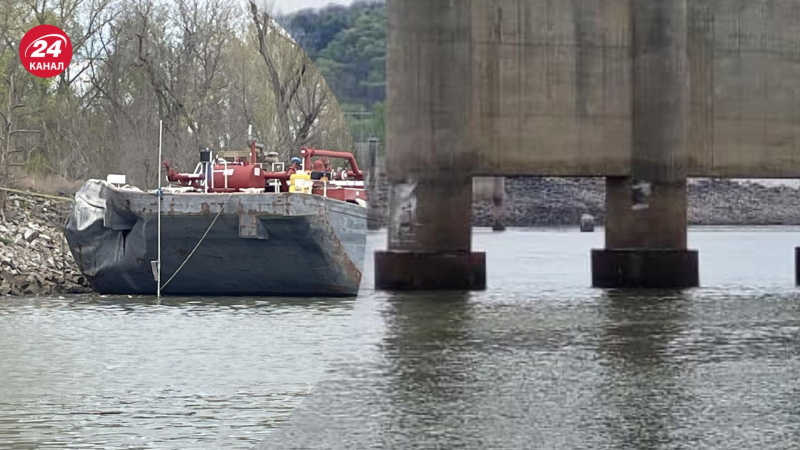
<box><xmin>163</xmin><ymin>142</ymin><xmax>366</xmax><ymax>204</ymax></box>
<box><xmin>299</xmin><ymin>147</ymin><xmax>363</xmax><ymax>180</ymax></box>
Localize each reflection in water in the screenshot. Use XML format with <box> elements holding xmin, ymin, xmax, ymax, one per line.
<box><xmin>596</xmin><ymin>290</ymin><xmax>690</xmax><ymax>450</ymax></box>
<box><xmin>381</xmin><ymin>292</ymin><xmax>482</xmax><ymax>447</ymax></box>
<box><xmin>0</xmin><ymin>295</ymin><xmax>354</xmax><ymax>449</ymax></box>
<box><xmin>262</xmin><ymin>229</ymin><xmax>800</xmax><ymax>449</ymax></box>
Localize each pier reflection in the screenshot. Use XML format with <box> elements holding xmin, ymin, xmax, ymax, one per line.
<box><xmin>261</xmin><ymin>229</ymin><xmax>800</xmax><ymax>449</ymax></box>
<box><xmin>595</xmin><ymin>290</ymin><xmax>691</xmax><ymax>450</ymax></box>
<box><xmin>380</xmin><ymin>291</ymin><xmax>483</xmax><ymax>446</ymax></box>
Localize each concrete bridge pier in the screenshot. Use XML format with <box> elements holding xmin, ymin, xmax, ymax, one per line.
<box><xmin>795</xmin><ymin>248</ymin><xmax>800</xmax><ymax>286</ymax></box>
<box><xmin>592</xmin><ymin>178</ymin><xmax>699</xmax><ymax>288</ymax></box>
<box><xmin>591</xmin><ymin>0</ymin><xmax>698</xmax><ymax>289</ymax></box>
<box><xmin>491</xmin><ymin>177</ymin><xmax>506</xmax><ymax>232</ymax></box>
<box><xmin>375</xmin><ymin>177</ymin><xmax>486</xmax><ymax>290</ymax></box>
<box><xmin>376</xmin><ymin>0</ymin><xmax>484</xmax><ymax>290</ymax></box>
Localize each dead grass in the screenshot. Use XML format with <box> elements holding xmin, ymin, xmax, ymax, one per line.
<box><xmin>12</xmin><ymin>175</ymin><xmax>83</xmax><ymax>197</ymax></box>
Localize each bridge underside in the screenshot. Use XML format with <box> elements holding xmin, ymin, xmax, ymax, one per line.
<box><xmin>378</xmin><ymin>0</ymin><xmax>800</xmax><ymax>290</ymax></box>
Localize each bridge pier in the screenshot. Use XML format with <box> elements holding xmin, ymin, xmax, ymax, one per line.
<box><xmin>375</xmin><ymin>177</ymin><xmax>486</xmax><ymax>290</ymax></box>
<box><xmin>376</xmin><ymin>1</ymin><xmax>484</xmax><ymax>290</ymax></box>
<box><xmin>591</xmin><ymin>0</ymin><xmax>698</xmax><ymax>289</ymax></box>
<box><xmin>592</xmin><ymin>178</ymin><xmax>698</xmax><ymax>288</ymax></box>
<box><xmin>491</xmin><ymin>177</ymin><xmax>506</xmax><ymax>232</ymax></box>
<box><xmin>795</xmin><ymin>248</ymin><xmax>800</xmax><ymax>286</ymax></box>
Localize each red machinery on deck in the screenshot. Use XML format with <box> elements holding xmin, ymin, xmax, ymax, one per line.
<box><xmin>163</xmin><ymin>141</ymin><xmax>366</xmax><ymax>204</ymax></box>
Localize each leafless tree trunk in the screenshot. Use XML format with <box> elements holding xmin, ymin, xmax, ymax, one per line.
<box><xmin>0</xmin><ymin>74</ymin><xmax>40</xmax><ymax>219</ymax></box>
<box><xmin>249</xmin><ymin>0</ymin><xmax>332</xmax><ymax>156</ymax></box>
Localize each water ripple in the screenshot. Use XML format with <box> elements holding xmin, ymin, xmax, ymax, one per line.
<box><xmin>0</xmin><ymin>295</ymin><xmax>354</xmax><ymax>449</ymax></box>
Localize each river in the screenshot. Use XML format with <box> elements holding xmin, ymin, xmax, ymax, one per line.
<box><xmin>3</xmin><ymin>228</ymin><xmax>800</xmax><ymax>449</ymax></box>
<box><xmin>262</xmin><ymin>227</ymin><xmax>800</xmax><ymax>449</ymax></box>
<box><xmin>0</xmin><ymin>296</ymin><xmax>355</xmax><ymax>449</ymax></box>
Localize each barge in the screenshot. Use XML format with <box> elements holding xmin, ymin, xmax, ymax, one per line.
<box><xmin>65</xmin><ymin>141</ymin><xmax>367</xmax><ymax>296</ymax></box>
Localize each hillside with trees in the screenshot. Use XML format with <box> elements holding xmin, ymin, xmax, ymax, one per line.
<box><xmin>280</xmin><ymin>0</ymin><xmax>386</xmax><ymax>143</ymax></box>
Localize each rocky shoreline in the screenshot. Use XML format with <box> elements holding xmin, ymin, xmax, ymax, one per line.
<box><xmin>471</xmin><ymin>178</ymin><xmax>800</xmax><ymax>227</ymax></box>
<box><xmin>4</xmin><ymin>177</ymin><xmax>800</xmax><ymax>296</ymax></box>
<box><xmin>369</xmin><ymin>176</ymin><xmax>800</xmax><ymax>228</ymax></box>
<box><xmin>0</xmin><ymin>190</ymin><xmax>93</xmax><ymax>296</ymax></box>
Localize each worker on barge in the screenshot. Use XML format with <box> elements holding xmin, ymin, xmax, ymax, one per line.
<box><xmin>288</xmin><ymin>157</ymin><xmax>302</xmax><ymax>171</ymax></box>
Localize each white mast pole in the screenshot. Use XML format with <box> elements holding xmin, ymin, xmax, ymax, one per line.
<box><xmin>157</xmin><ymin>120</ymin><xmax>163</xmax><ymax>300</ymax></box>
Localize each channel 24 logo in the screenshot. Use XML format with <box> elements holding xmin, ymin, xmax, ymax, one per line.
<box><xmin>19</xmin><ymin>24</ymin><xmax>73</xmax><ymax>78</ymax></box>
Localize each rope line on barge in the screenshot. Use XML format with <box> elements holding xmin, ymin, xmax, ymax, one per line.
<box><xmin>160</xmin><ymin>193</ymin><xmax>233</xmax><ymax>291</ymax></box>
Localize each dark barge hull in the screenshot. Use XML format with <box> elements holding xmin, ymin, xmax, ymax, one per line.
<box><xmin>65</xmin><ymin>180</ymin><xmax>366</xmax><ymax>296</ymax></box>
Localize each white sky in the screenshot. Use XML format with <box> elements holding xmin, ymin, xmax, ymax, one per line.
<box><xmin>273</xmin><ymin>0</ymin><xmax>355</xmax><ymax>14</ymax></box>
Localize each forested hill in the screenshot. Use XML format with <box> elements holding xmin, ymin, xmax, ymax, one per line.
<box><xmin>280</xmin><ymin>1</ymin><xmax>386</xmax><ymax>141</ymax></box>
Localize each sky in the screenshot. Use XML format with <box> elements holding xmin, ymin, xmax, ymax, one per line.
<box><xmin>273</xmin><ymin>0</ymin><xmax>355</xmax><ymax>14</ymax></box>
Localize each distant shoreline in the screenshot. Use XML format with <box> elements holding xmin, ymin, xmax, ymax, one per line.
<box><xmin>6</xmin><ymin>177</ymin><xmax>800</xmax><ymax>296</ymax></box>
<box><xmin>369</xmin><ymin>177</ymin><xmax>800</xmax><ymax>229</ymax></box>
<box><xmin>474</xmin><ymin>178</ymin><xmax>800</xmax><ymax>227</ymax></box>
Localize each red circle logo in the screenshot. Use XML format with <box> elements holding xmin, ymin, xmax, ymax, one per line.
<box><xmin>19</xmin><ymin>25</ymin><xmax>72</xmax><ymax>78</ymax></box>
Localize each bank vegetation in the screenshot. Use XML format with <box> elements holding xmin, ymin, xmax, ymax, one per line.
<box><xmin>0</xmin><ymin>0</ymin><xmax>353</xmax><ymax>215</ymax></box>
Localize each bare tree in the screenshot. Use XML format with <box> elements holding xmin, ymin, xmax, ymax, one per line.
<box><xmin>0</xmin><ymin>0</ymin><xmax>355</xmax><ymax>196</ymax></box>
<box><xmin>0</xmin><ymin>74</ymin><xmax>40</xmax><ymax>218</ymax></box>
<box><xmin>249</xmin><ymin>0</ymin><xmax>334</xmax><ymax>156</ymax></box>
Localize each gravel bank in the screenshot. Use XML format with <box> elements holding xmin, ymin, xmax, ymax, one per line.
<box><xmin>370</xmin><ymin>177</ymin><xmax>800</xmax><ymax>228</ymax></box>
<box><xmin>474</xmin><ymin>178</ymin><xmax>800</xmax><ymax>227</ymax></box>
<box><xmin>0</xmin><ymin>190</ymin><xmax>93</xmax><ymax>296</ymax></box>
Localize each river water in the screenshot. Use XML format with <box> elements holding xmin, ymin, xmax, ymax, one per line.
<box><xmin>3</xmin><ymin>228</ymin><xmax>800</xmax><ymax>449</ymax></box>
<box><xmin>0</xmin><ymin>296</ymin><xmax>355</xmax><ymax>449</ymax></box>
<box><xmin>262</xmin><ymin>228</ymin><xmax>800</xmax><ymax>449</ymax></box>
